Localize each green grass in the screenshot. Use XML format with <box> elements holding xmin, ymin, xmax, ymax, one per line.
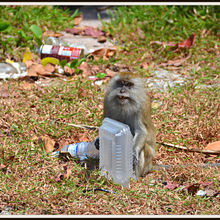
<box><xmin>0</xmin><ymin>5</ymin><xmax>79</xmax><ymax>60</ymax></box>
<box><xmin>0</xmin><ymin>5</ymin><xmax>220</xmax><ymax>215</ymax></box>
<box><xmin>103</xmin><ymin>5</ymin><xmax>220</xmax><ymax>78</ymax></box>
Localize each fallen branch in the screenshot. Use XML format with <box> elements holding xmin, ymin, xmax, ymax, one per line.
<box><xmin>158</xmin><ymin>142</ymin><xmax>220</xmax><ymax>155</ymax></box>
<box><xmin>150</xmin><ymin>33</ymin><xmax>196</xmax><ymax>49</ymax></box>
<box><xmin>59</xmin><ymin>121</ymin><xmax>220</xmax><ymax>155</ymax></box>
<box><xmin>153</xmin><ymin>163</ymin><xmax>220</xmax><ymax>171</ymax></box>
<box><xmin>66</xmin><ymin>123</ymin><xmax>99</xmax><ymax>131</ymax></box>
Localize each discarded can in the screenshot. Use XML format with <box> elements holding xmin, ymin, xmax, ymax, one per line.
<box><xmin>36</xmin><ymin>45</ymin><xmax>85</xmax><ymax>62</ymax></box>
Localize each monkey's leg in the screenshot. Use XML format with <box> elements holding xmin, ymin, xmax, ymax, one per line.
<box><xmin>134</xmin><ymin>145</ymin><xmax>154</xmax><ymax>178</ymax></box>
<box><xmin>142</xmin><ymin>146</ymin><xmax>154</xmax><ymax>176</ymax></box>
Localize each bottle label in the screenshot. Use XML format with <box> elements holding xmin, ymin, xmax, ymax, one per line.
<box><xmin>66</xmin><ymin>143</ymin><xmax>78</xmax><ymax>156</ymax></box>
<box><xmin>58</xmin><ymin>46</ymin><xmax>82</xmax><ymax>59</ymax></box>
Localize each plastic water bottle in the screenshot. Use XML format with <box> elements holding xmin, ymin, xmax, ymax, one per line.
<box><xmin>60</xmin><ymin>138</ymin><xmax>99</xmax><ymax>160</ymax></box>
<box><xmin>99</xmin><ymin>117</ymin><xmax>133</xmax><ymax>187</ymax></box>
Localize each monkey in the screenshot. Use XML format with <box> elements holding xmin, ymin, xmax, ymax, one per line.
<box><xmin>103</xmin><ymin>72</ymin><xmax>156</xmax><ymax>179</ymax></box>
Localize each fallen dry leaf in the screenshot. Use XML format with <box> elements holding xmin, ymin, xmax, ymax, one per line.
<box><xmin>186</xmin><ymin>183</ymin><xmax>200</xmax><ymax>195</ymax></box>
<box><xmin>178</xmin><ymin>33</ymin><xmax>196</xmax><ymax>48</ymax></box>
<box><xmin>137</xmin><ymin>27</ymin><xmax>145</xmax><ymax>39</ymax></box>
<box><xmin>91</xmin><ymin>48</ymin><xmax>116</xmax><ymax>60</ymax></box>
<box><xmin>150</xmin><ymin>33</ymin><xmax>196</xmax><ymax>49</ymax></box>
<box><xmin>79</xmin><ymin>87</ymin><xmax>87</xmax><ymax>97</ymax></box>
<box><xmin>98</xmin><ymin>36</ymin><xmax>106</xmax><ymax>43</ymax></box>
<box><xmin>24</xmin><ymin>60</ymin><xmax>34</xmax><ymax>68</ymax></box>
<box><xmin>19</xmin><ymin>81</ymin><xmax>35</xmax><ymax>90</ymax></box>
<box><xmin>44</xmin><ymin>63</ymin><xmax>56</xmax><ymax>73</ymax></box>
<box><xmin>200</xmin><ymin>181</ymin><xmax>214</xmax><ymax>187</ymax></box>
<box><xmin>43</xmin><ymin>30</ymin><xmax>64</xmax><ymax>38</ymax></box>
<box><xmin>140</xmin><ymin>62</ymin><xmax>150</xmax><ymax>70</ymax></box>
<box><xmin>0</xmin><ymin>164</ymin><xmax>6</xmax><ymax>169</ymax></box>
<box><xmin>163</xmin><ymin>181</ymin><xmax>179</xmax><ymax>190</ymax></box>
<box><xmin>105</xmin><ymin>69</ymin><xmax>116</xmax><ymax>78</ymax></box>
<box><xmin>74</xmin><ymin>14</ymin><xmax>83</xmax><ymax>26</ymax></box>
<box><xmin>205</xmin><ymin>189</ymin><xmax>219</xmax><ymax>197</ymax></box>
<box><xmin>0</xmin><ymin>86</ymin><xmax>9</xmax><ymax>98</ymax></box>
<box><xmin>38</xmin><ymin>135</ymin><xmax>55</xmax><ymax>153</ymax></box>
<box><xmin>84</xmin><ymin>26</ymin><xmax>105</xmax><ymax>37</ymax></box>
<box><xmin>64</xmin><ymin>66</ymin><xmax>75</xmax><ymax>75</ymax></box>
<box><xmin>78</xmin><ymin>133</ymin><xmax>90</xmax><ymax>142</ymax></box>
<box><xmin>65</xmin><ymin>27</ymin><xmax>85</xmax><ymax>35</ymax></box>
<box><xmin>79</xmin><ymin>61</ymin><xmax>91</xmax><ymax>77</ymax></box>
<box><xmin>27</xmin><ymin>64</ymin><xmax>43</xmax><ymax>76</ymax></box>
<box><xmin>54</xmin><ymin>165</ymin><xmax>71</xmax><ymax>182</ymax></box>
<box><xmin>205</xmin><ymin>141</ymin><xmax>220</xmax><ymax>151</ymax></box>
<box><xmin>160</xmin><ymin>53</ymin><xmax>191</xmax><ymax>67</ymax></box>
<box><xmin>27</xmin><ymin>63</ymin><xmax>57</xmax><ymax>77</ymax></box>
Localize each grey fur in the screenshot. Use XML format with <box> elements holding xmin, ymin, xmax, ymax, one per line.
<box><xmin>104</xmin><ymin>73</ymin><xmax>156</xmax><ymax>178</ymax></box>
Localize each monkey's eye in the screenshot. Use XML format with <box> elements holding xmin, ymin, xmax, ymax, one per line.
<box><xmin>127</xmin><ymin>82</ymin><xmax>134</xmax><ymax>87</ymax></box>
<box><xmin>117</xmin><ymin>80</ymin><xmax>134</xmax><ymax>88</ymax></box>
<box><xmin>117</xmin><ymin>80</ymin><xmax>125</xmax><ymax>87</ymax></box>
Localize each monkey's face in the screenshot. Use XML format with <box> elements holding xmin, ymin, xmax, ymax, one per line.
<box><xmin>115</xmin><ymin>79</ymin><xmax>134</xmax><ymax>105</ymax></box>
<box><xmin>106</xmin><ymin>75</ymin><xmax>143</xmax><ymax>108</ymax></box>
<box><xmin>104</xmin><ymin>74</ymin><xmax>147</xmax><ymax>117</ymax></box>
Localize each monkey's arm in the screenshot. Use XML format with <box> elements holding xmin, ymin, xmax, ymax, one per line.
<box><xmin>133</xmin><ymin>129</ymin><xmax>146</xmax><ymax>151</ymax></box>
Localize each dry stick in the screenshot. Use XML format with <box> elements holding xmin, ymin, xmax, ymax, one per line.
<box><xmin>158</xmin><ymin>142</ymin><xmax>220</xmax><ymax>155</ymax></box>
<box><xmin>154</xmin><ymin>142</ymin><xmax>220</xmax><ymax>170</ymax></box>
<box><xmin>66</xmin><ymin>123</ymin><xmax>99</xmax><ymax>131</ymax></box>
<box><xmin>66</xmin><ymin>123</ymin><xmax>220</xmax><ymax>155</ymax></box>
<box><xmin>63</xmin><ymin>122</ymin><xmax>220</xmax><ymax>169</ymax></box>
<box><xmin>152</xmin><ymin>163</ymin><xmax>220</xmax><ymax>171</ymax></box>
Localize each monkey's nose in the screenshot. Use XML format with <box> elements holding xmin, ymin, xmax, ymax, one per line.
<box><xmin>120</xmin><ymin>88</ymin><xmax>126</xmax><ymax>93</ymax></box>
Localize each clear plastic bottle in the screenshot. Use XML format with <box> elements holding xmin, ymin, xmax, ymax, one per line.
<box><xmin>60</xmin><ymin>138</ymin><xmax>99</xmax><ymax>160</ymax></box>
<box><xmin>99</xmin><ymin>117</ymin><xmax>133</xmax><ymax>187</ymax></box>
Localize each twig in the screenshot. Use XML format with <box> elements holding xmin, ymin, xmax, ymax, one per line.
<box><xmin>153</xmin><ymin>163</ymin><xmax>220</xmax><ymax>171</ymax></box>
<box><xmin>158</xmin><ymin>142</ymin><xmax>220</xmax><ymax>155</ymax></box>
<box><xmin>66</xmin><ymin>123</ymin><xmax>99</xmax><ymax>131</ymax></box>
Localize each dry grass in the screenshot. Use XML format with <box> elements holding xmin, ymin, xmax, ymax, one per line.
<box><xmin>0</xmin><ymin>75</ymin><xmax>219</xmax><ymax>215</ymax></box>
<box><xmin>0</xmin><ymin>5</ymin><xmax>219</xmax><ymax>216</ymax></box>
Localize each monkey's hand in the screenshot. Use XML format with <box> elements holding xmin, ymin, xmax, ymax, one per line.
<box><xmin>132</xmin><ymin>150</ymin><xmax>139</xmax><ymax>180</ymax></box>
<box><xmin>132</xmin><ymin>130</ymin><xmax>147</xmax><ymax>178</ymax></box>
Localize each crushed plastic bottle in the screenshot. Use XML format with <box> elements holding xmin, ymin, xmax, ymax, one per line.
<box><xmin>57</xmin><ymin>138</ymin><xmax>99</xmax><ymax>160</ymax></box>
<box><xmin>0</xmin><ymin>62</ymin><xmax>27</xmax><ymax>80</ymax></box>
<box><xmin>99</xmin><ymin>117</ymin><xmax>133</xmax><ymax>188</ymax></box>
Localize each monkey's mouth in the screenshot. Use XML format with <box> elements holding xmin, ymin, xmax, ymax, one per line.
<box><xmin>117</xmin><ymin>95</ymin><xmax>129</xmax><ymax>104</ymax></box>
